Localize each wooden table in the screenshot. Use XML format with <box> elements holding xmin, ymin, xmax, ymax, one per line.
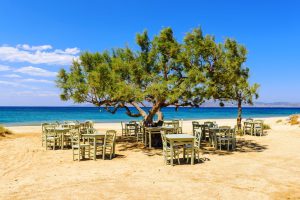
<box><xmin>81</xmin><ymin>133</ymin><xmax>106</xmax><ymax>160</ymax></box>
<box><xmin>46</xmin><ymin>127</ymin><xmax>70</xmax><ymax>150</ymax></box>
<box><xmin>144</xmin><ymin>126</ymin><xmax>174</xmax><ymax>148</ymax></box>
<box><xmin>166</xmin><ymin>134</ymin><xmax>195</xmax><ymax>165</ymax></box>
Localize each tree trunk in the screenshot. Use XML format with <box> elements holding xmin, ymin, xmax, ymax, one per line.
<box><xmin>143</xmin><ymin>103</ymin><xmax>164</xmax><ymax>147</ymax></box>
<box><xmin>237</xmin><ymin>99</ymin><xmax>242</xmax><ymax>132</ymax></box>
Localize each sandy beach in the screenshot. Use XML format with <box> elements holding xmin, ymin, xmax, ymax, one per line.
<box><xmin>1</xmin><ymin>117</ymin><xmax>300</xmax><ymax>200</ymax></box>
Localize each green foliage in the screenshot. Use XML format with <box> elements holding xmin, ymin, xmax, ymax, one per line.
<box><xmin>263</xmin><ymin>124</ymin><xmax>271</xmax><ymax>130</ymax></box>
<box><xmin>0</xmin><ymin>125</ymin><xmax>12</xmax><ymax>137</ymax></box>
<box><xmin>56</xmin><ymin>27</ymin><xmax>258</xmax><ymax>122</ymax></box>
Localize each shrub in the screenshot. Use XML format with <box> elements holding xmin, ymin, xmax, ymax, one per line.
<box><xmin>0</xmin><ymin>125</ymin><xmax>12</xmax><ymax>137</ymax></box>
<box><xmin>276</xmin><ymin>119</ymin><xmax>282</xmax><ymax>123</ymax></box>
<box><xmin>289</xmin><ymin>115</ymin><xmax>299</xmax><ymax>125</ymax></box>
<box><xmin>263</xmin><ymin>123</ymin><xmax>271</xmax><ymax>130</ymax></box>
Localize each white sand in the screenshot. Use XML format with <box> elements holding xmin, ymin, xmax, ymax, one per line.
<box><xmin>1</xmin><ymin>117</ymin><xmax>300</xmax><ymax>199</ymax></box>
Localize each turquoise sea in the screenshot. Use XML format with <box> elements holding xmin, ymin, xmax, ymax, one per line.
<box><xmin>0</xmin><ymin>106</ymin><xmax>299</xmax><ymax>126</ymax></box>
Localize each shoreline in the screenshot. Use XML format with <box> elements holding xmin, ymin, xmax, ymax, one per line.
<box><xmin>5</xmin><ymin>116</ymin><xmax>287</xmax><ymax>134</ymax></box>
<box><xmin>2</xmin><ymin>115</ymin><xmax>293</xmax><ymax>127</ymax></box>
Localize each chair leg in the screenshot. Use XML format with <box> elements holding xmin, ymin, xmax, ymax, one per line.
<box><xmin>102</xmin><ymin>147</ymin><xmax>106</xmax><ymax>160</ymax></box>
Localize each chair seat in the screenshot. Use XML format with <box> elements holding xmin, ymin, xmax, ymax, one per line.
<box><xmin>73</xmin><ymin>144</ymin><xmax>90</xmax><ymax>148</ymax></box>
<box><xmin>47</xmin><ymin>136</ymin><xmax>60</xmax><ymax>140</ymax></box>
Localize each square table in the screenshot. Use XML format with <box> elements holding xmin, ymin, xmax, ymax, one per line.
<box><xmin>165</xmin><ymin>134</ymin><xmax>195</xmax><ymax>165</ymax></box>
<box><xmin>46</xmin><ymin>127</ymin><xmax>71</xmax><ymax>150</ymax></box>
<box><xmin>82</xmin><ymin>133</ymin><xmax>106</xmax><ymax>160</ymax></box>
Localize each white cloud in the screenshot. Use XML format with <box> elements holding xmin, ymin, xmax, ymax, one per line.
<box><xmin>14</xmin><ymin>66</ymin><xmax>57</xmax><ymax>77</ymax></box>
<box><xmin>0</xmin><ymin>64</ymin><xmax>11</xmax><ymax>71</ymax></box>
<box><xmin>0</xmin><ymin>44</ymin><xmax>80</xmax><ymax>65</ymax></box>
<box><xmin>14</xmin><ymin>90</ymin><xmax>58</xmax><ymax>97</ymax></box>
<box><xmin>2</xmin><ymin>74</ymin><xmax>22</xmax><ymax>78</ymax></box>
<box><xmin>16</xmin><ymin>44</ymin><xmax>53</xmax><ymax>51</ymax></box>
<box><xmin>0</xmin><ymin>80</ymin><xmax>22</xmax><ymax>87</ymax></box>
<box><xmin>19</xmin><ymin>78</ymin><xmax>53</xmax><ymax>84</ymax></box>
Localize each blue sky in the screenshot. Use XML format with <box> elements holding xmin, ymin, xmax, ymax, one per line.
<box><xmin>0</xmin><ymin>0</ymin><xmax>299</xmax><ymax>106</ymax></box>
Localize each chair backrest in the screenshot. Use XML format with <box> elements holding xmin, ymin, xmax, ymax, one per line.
<box><xmin>160</xmin><ymin>131</ymin><xmax>168</xmax><ymax>151</ymax></box>
<box><xmin>70</xmin><ymin>129</ymin><xmax>80</xmax><ymax>146</ymax></box>
<box><xmin>246</xmin><ymin>118</ymin><xmax>254</xmax><ymax>122</ymax></box>
<box><xmin>194</xmin><ymin>129</ymin><xmax>202</xmax><ymax>148</ymax></box>
<box><xmin>204</xmin><ymin>121</ymin><xmax>215</xmax><ymax>128</ymax></box>
<box><xmin>219</xmin><ymin>126</ymin><xmax>232</xmax><ymax>137</ymax></box>
<box><xmin>85</xmin><ymin>120</ymin><xmax>94</xmax><ymax>128</ymax></box>
<box><xmin>105</xmin><ymin>130</ymin><xmax>116</xmax><ymax>146</ymax></box>
<box><xmin>41</xmin><ymin>123</ymin><xmax>49</xmax><ymax>133</ymax></box>
<box><xmin>44</xmin><ymin>124</ymin><xmax>57</xmax><ymax>137</ymax></box>
<box><xmin>86</xmin><ymin>128</ymin><xmax>97</xmax><ymax>134</ymax></box>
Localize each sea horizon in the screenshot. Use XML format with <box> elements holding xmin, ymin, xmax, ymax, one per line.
<box><xmin>1</xmin><ymin>106</ymin><xmax>299</xmax><ymax>126</ymax></box>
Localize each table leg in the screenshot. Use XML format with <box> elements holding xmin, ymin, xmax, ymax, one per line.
<box><xmin>191</xmin><ymin>140</ymin><xmax>195</xmax><ymax>165</ymax></box>
<box><xmin>149</xmin><ymin>132</ymin><xmax>152</xmax><ymax>148</ymax></box>
<box><xmin>94</xmin><ymin>138</ymin><xmax>96</xmax><ymax>160</ymax></box>
<box><xmin>61</xmin><ymin>132</ymin><xmax>64</xmax><ymax>150</ymax></box>
<box><xmin>170</xmin><ymin>140</ymin><xmax>174</xmax><ymax>166</ymax></box>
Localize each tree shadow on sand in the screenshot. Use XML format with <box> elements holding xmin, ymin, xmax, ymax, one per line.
<box><xmin>116</xmin><ymin>136</ymin><xmax>163</xmax><ymax>157</ymax></box>
<box><xmin>202</xmin><ymin>138</ymin><xmax>268</xmax><ymax>156</ymax></box>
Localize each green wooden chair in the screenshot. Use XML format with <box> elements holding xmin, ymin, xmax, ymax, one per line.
<box><xmin>70</xmin><ymin>129</ymin><xmax>90</xmax><ymax>161</ymax></box>
<box><xmin>254</xmin><ymin>120</ymin><xmax>264</xmax><ymax>136</ymax></box>
<box><xmin>192</xmin><ymin>121</ymin><xmax>200</xmax><ymax>136</ymax></box>
<box><xmin>217</xmin><ymin>126</ymin><xmax>235</xmax><ymax>151</ymax></box>
<box><xmin>103</xmin><ymin>130</ymin><xmax>116</xmax><ymax>160</ymax></box>
<box><xmin>243</xmin><ymin>118</ymin><xmax>253</xmax><ymax>135</ymax></box>
<box><xmin>121</xmin><ymin>121</ymin><xmax>126</xmax><ymax>136</ymax></box>
<box><xmin>183</xmin><ymin>129</ymin><xmax>202</xmax><ymax>163</ymax></box>
<box><xmin>41</xmin><ymin>123</ymin><xmax>49</xmax><ymax>147</ymax></box>
<box><xmin>160</xmin><ymin>131</ymin><xmax>181</xmax><ymax>165</ymax></box>
<box><xmin>45</xmin><ymin>125</ymin><xmax>61</xmax><ymax>150</ymax></box>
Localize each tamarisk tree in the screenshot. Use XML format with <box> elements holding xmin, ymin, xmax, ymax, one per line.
<box><xmin>209</xmin><ymin>39</ymin><xmax>259</xmax><ymax>131</ymax></box>
<box><xmin>56</xmin><ymin>27</ymin><xmax>219</xmax><ymax>124</ymax></box>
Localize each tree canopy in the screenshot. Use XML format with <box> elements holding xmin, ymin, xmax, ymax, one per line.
<box><xmin>56</xmin><ymin>27</ymin><xmax>259</xmax><ymax>125</ymax></box>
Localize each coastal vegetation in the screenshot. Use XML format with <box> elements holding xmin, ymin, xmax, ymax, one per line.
<box><xmin>289</xmin><ymin>115</ymin><xmax>299</xmax><ymax>125</ymax></box>
<box><xmin>263</xmin><ymin>123</ymin><xmax>271</xmax><ymax>130</ymax></box>
<box><xmin>0</xmin><ymin>125</ymin><xmax>12</xmax><ymax>137</ymax></box>
<box><xmin>57</xmin><ymin>27</ymin><xmax>258</xmax><ymax>128</ymax></box>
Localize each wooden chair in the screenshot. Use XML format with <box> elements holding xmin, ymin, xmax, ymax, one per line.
<box><xmin>192</xmin><ymin>121</ymin><xmax>200</xmax><ymax>136</ymax></box>
<box><xmin>184</xmin><ymin>130</ymin><xmax>202</xmax><ymax>163</ymax></box>
<box><xmin>243</xmin><ymin>118</ymin><xmax>253</xmax><ymax>135</ymax></box>
<box><xmin>217</xmin><ymin>126</ymin><xmax>235</xmax><ymax>151</ymax></box>
<box><xmin>121</xmin><ymin>121</ymin><xmax>126</xmax><ymax>136</ymax></box>
<box><xmin>41</xmin><ymin>123</ymin><xmax>49</xmax><ymax>147</ymax></box>
<box><xmin>45</xmin><ymin>125</ymin><xmax>61</xmax><ymax>150</ymax></box>
<box><xmin>70</xmin><ymin>129</ymin><xmax>90</xmax><ymax>161</ymax></box>
<box><xmin>103</xmin><ymin>130</ymin><xmax>116</xmax><ymax>160</ymax></box>
<box><xmin>160</xmin><ymin>131</ymin><xmax>181</xmax><ymax>165</ymax></box>
<box><xmin>253</xmin><ymin>120</ymin><xmax>264</xmax><ymax>136</ymax></box>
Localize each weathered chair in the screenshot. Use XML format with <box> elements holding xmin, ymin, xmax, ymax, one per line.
<box><xmin>160</xmin><ymin>131</ymin><xmax>181</xmax><ymax>165</ymax></box>
<box><xmin>184</xmin><ymin>130</ymin><xmax>202</xmax><ymax>163</ymax></box>
<box><xmin>41</xmin><ymin>123</ymin><xmax>49</xmax><ymax>146</ymax></box>
<box><xmin>121</xmin><ymin>121</ymin><xmax>126</xmax><ymax>136</ymax></box>
<box><xmin>45</xmin><ymin>125</ymin><xmax>61</xmax><ymax>150</ymax></box>
<box><xmin>103</xmin><ymin>130</ymin><xmax>116</xmax><ymax>160</ymax></box>
<box><xmin>217</xmin><ymin>126</ymin><xmax>235</xmax><ymax>151</ymax></box>
<box><xmin>70</xmin><ymin>129</ymin><xmax>90</xmax><ymax>161</ymax></box>
<box><xmin>243</xmin><ymin>118</ymin><xmax>253</xmax><ymax>135</ymax></box>
<box><xmin>253</xmin><ymin>120</ymin><xmax>264</xmax><ymax>136</ymax></box>
<box><xmin>192</xmin><ymin>121</ymin><xmax>200</xmax><ymax>136</ymax></box>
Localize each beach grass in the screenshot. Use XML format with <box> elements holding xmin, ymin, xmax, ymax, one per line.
<box><xmin>0</xmin><ymin>125</ymin><xmax>12</xmax><ymax>137</ymax></box>
<box><xmin>289</xmin><ymin>115</ymin><xmax>299</xmax><ymax>125</ymax></box>
<box><xmin>263</xmin><ymin>123</ymin><xmax>271</xmax><ymax>130</ymax></box>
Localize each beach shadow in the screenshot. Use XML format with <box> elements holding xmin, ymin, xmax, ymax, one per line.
<box><xmin>235</xmin><ymin>138</ymin><xmax>268</xmax><ymax>153</ymax></box>
<box><xmin>201</xmin><ymin>138</ymin><xmax>268</xmax><ymax>156</ymax></box>
<box><xmin>116</xmin><ymin>136</ymin><xmax>163</xmax><ymax>157</ymax></box>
